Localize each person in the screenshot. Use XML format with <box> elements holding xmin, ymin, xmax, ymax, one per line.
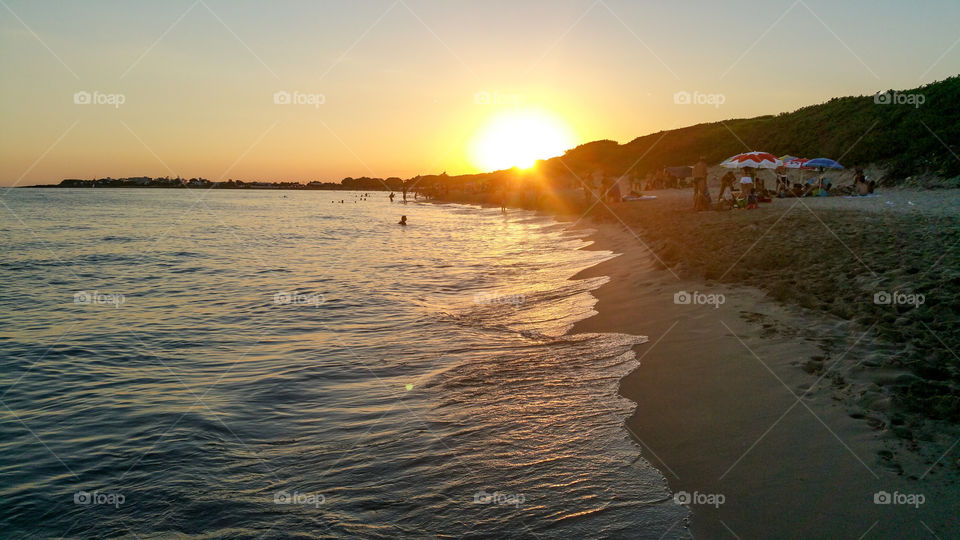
<box><xmin>739</xmin><ymin>170</ymin><xmax>754</xmax><ymax>196</ymax></box>
<box><xmin>600</xmin><ymin>175</ymin><xmax>611</xmax><ymax>202</ymax></box>
<box><xmin>692</xmin><ymin>157</ymin><xmax>708</xmax><ymax>208</ymax></box>
<box><xmin>398</xmin><ymin>215</ymin><xmax>407</xmax><ymax>225</ymax></box>
<box><xmin>653</xmin><ymin>168</ymin><xmax>664</xmax><ymax>190</ymax></box>
<box><xmin>389</xmin><ymin>191</ymin><xmax>395</xmax><ymax>202</ymax></box>
<box><xmin>818</xmin><ymin>178</ymin><xmax>832</xmax><ymax>196</ymax></box>
<box><xmin>608</xmin><ymin>176</ymin><xmax>622</xmax><ymax>203</ymax></box>
<box><xmin>718</xmin><ymin>171</ymin><xmax>736</xmax><ymax>201</ymax></box>
<box><xmin>717</xmin><ymin>187</ymin><xmax>735</xmax><ymax>210</ymax></box>
<box><xmin>740</xmin><ymin>170</ymin><xmax>759</xmax><ymax>209</ymax></box>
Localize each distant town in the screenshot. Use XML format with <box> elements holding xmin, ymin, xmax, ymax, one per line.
<box><xmin>34</xmin><ymin>176</ymin><xmax>414</xmax><ymax>191</ymax></box>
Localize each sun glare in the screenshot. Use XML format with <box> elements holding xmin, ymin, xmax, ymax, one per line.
<box><xmin>468</xmin><ymin>110</ymin><xmax>577</xmax><ymax>171</ymax></box>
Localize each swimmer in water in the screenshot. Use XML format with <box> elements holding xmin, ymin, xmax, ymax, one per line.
<box><xmin>398</xmin><ymin>215</ymin><xmax>407</xmax><ymax>226</ymax></box>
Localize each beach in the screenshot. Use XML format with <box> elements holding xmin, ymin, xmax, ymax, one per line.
<box><xmin>563</xmin><ymin>187</ymin><xmax>960</xmax><ymax>537</ymax></box>
<box><xmin>436</xmin><ymin>182</ymin><xmax>960</xmax><ymax>536</ymax></box>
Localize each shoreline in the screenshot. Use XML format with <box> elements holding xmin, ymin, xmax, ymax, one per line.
<box><xmin>429</xmin><ymin>188</ymin><xmax>960</xmax><ymax>537</ymax></box>
<box><xmin>567</xmin><ymin>221</ymin><xmax>958</xmax><ymax>538</ymax></box>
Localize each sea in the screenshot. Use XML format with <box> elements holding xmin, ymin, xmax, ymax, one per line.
<box><xmin>0</xmin><ymin>189</ymin><xmax>689</xmax><ymax>538</ymax></box>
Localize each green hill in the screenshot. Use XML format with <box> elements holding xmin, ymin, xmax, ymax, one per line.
<box><xmin>461</xmin><ymin>75</ymin><xmax>960</xmax><ymax>187</ymax></box>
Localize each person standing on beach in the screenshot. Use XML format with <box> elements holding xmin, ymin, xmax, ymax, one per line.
<box><xmin>692</xmin><ymin>157</ymin><xmax>708</xmax><ymax>209</ymax></box>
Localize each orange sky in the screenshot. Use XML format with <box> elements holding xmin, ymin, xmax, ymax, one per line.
<box><xmin>1</xmin><ymin>0</ymin><xmax>958</xmax><ymax>186</ymax></box>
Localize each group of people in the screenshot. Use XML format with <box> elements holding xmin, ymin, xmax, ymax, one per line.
<box><xmin>690</xmin><ymin>160</ymin><xmax>879</xmax><ymax>211</ymax></box>
<box><xmin>690</xmin><ymin>157</ymin><xmax>761</xmax><ymax>211</ymax></box>
<box><xmin>581</xmin><ymin>172</ymin><xmax>641</xmax><ymax>205</ymax></box>
<box><xmin>645</xmin><ymin>167</ymin><xmax>682</xmax><ymax>190</ymax></box>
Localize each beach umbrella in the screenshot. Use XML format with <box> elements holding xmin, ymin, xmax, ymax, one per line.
<box><xmin>720</xmin><ymin>151</ymin><xmax>783</xmax><ymax>169</ymax></box>
<box><xmin>779</xmin><ymin>155</ymin><xmax>799</xmax><ymax>165</ymax></box>
<box><xmin>802</xmin><ymin>158</ymin><xmax>843</xmax><ymax>192</ymax></box>
<box><xmin>805</xmin><ymin>158</ymin><xmax>844</xmax><ymax>170</ymax></box>
<box><xmin>783</xmin><ymin>157</ymin><xmax>812</xmax><ymax>169</ymax></box>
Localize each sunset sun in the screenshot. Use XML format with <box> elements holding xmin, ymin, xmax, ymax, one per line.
<box><xmin>468</xmin><ymin>109</ymin><xmax>577</xmax><ymax>171</ymax></box>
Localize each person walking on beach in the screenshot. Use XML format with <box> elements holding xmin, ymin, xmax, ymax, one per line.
<box><xmin>692</xmin><ymin>156</ymin><xmax>708</xmax><ymax>210</ymax></box>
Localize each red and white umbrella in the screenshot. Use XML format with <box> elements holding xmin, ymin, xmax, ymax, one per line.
<box><xmin>720</xmin><ymin>151</ymin><xmax>783</xmax><ymax>169</ymax></box>
<box><xmin>783</xmin><ymin>157</ymin><xmax>812</xmax><ymax>169</ymax></box>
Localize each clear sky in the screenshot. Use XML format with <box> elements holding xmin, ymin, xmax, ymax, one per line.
<box><xmin>1</xmin><ymin>0</ymin><xmax>958</xmax><ymax>186</ymax></box>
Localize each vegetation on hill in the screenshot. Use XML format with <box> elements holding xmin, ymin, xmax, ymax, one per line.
<box><xmin>468</xmin><ymin>75</ymin><xmax>960</xmax><ymax>188</ymax></box>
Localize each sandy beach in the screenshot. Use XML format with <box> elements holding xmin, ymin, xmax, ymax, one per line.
<box><xmin>570</xmin><ymin>217</ymin><xmax>959</xmax><ymax>537</ymax></box>
<box><xmin>547</xmin><ymin>184</ymin><xmax>960</xmax><ymax>537</ymax></box>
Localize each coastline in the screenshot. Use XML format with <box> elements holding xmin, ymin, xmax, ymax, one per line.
<box><xmin>432</xmin><ymin>186</ymin><xmax>960</xmax><ymax>537</ymax></box>
<box><xmin>568</xmin><ymin>220</ymin><xmax>959</xmax><ymax>538</ymax></box>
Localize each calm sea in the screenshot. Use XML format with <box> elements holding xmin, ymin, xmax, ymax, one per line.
<box><xmin>0</xmin><ymin>189</ymin><xmax>688</xmax><ymax>538</ymax></box>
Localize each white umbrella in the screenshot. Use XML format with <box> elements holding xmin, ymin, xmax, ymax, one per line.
<box><xmin>720</xmin><ymin>151</ymin><xmax>783</xmax><ymax>169</ymax></box>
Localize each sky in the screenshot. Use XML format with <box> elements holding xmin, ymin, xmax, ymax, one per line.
<box><xmin>1</xmin><ymin>0</ymin><xmax>958</xmax><ymax>186</ymax></box>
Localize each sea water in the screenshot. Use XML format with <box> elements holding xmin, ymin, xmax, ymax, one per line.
<box><xmin>0</xmin><ymin>189</ymin><xmax>688</xmax><ymax>538</ymax></box>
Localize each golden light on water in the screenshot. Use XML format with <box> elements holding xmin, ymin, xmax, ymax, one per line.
<box><xmin>468</xmin><ymin>109</ymin><xmax>577</xmax><ymax>171</ymax></box>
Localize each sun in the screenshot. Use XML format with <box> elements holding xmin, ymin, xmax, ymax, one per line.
<box><xmin>468</xmin><ymin>109</ymin><xmax>577</xmax><ymax>171</ymax></box>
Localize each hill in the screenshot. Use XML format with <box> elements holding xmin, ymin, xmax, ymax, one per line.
<box><xmin>452</xmin><ymin>75</ymin><xmax>960</xmax><ymax>188</ymax></box>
